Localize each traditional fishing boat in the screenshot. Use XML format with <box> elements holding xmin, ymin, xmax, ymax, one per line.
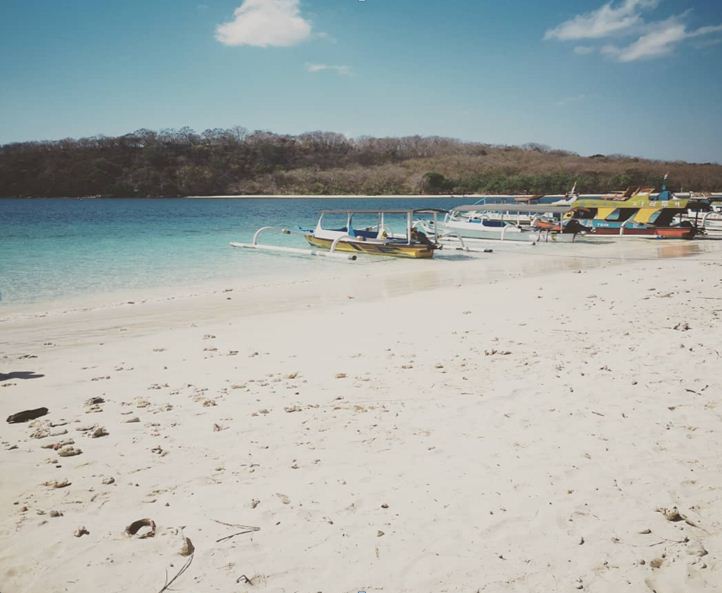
<box><xmin>415</xmin><ymin>204</ymin><xmax>583</xmax><ymax>242</ymax></box>
<box><xmin>564</xmin><ymin>183</ymin><xmax>698</xmax><ymax>239</ymax></box>
<box><xmin>304</xmin><ymin>208</ymin><xmax>442</xmax><ymax>259</ymax></box>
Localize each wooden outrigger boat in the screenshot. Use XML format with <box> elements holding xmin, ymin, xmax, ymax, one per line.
<box><xmin>304</xmin><ymin>208</ymin><xmax>442</xmax><ymax>259</ymax></box>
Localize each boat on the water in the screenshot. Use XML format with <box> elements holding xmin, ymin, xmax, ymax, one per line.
<box><xmin>304</xmin><ymin>208</ymin><xmax>441</xmax><ymax>258</ymax></box>
<box><xmin>415</xmin><ymin>204</ymin><xmax>581</xmax><ymax>242</ymax></box>
<box><xmin>564</xmin><ymin>184</ymin><xmax>698</xmax><ymax>239</ymax></box>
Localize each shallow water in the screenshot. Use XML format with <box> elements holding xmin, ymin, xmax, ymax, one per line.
<box><xmin>0</xmin><ymin>197</ymin><xmax>464</xmax><ymax>305</ymax></box>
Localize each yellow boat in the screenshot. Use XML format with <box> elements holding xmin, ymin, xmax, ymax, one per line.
<box><xmin>564</xmin><ymin>184</ymin><xmax>698</xmax><ymax>238</ymax></box>
<box><xmin>304</xmin><ymin>209</ymin><xmax>440</xmax><ymax>259</ymax></box>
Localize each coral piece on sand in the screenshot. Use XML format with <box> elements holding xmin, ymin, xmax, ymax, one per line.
<box><xmin>179</xmin><ymin>536</ymin><xmax>195</xmax><ymax>556</ymax></box>
<box><xmin>44</xmin><ymin>479</ymin><xmax>71</xmax><ymax>489</ymax></box>
<box><xmin>58</xmin><ymin>446</ymin><xmax>82</xmax><ymax>457</ymax></box>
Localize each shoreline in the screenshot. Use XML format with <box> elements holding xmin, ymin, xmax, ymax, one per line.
<box><xmin>2</xmin><ymin>237</ymin><xmax>719</xmax><ymax>326</ymax></box>
<box><xmin>0</xmin><ymin>193</ymin><xmax>559</xmax><ymax>200</ymax></box>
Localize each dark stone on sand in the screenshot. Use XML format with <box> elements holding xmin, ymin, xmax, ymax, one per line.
<box><xmin>7</xmin><ymin>407</ymin><xmax>49</xmax><ymax>423</ymax></box>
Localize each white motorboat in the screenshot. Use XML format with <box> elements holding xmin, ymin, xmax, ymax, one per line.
<box><xmin>415</xmin><ymin>204</ymin><xmax>581</xmax><ymax>243</ymax></box>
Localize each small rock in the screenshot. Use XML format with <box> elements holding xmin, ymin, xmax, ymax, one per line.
<box><xmin>335</xmin><ymin>373</ymin><xmax>347</xmax><ymax>379</ymax></box>
<box><xmin>276</xmin><ymin>493</ymin><xmax>290</xmax><ymax>505</ymax></box>
<box><xmin>102</xmin><ymin>476</ymin><xmax>115</xmax><ymax>485</ymax></box>
<box><xmin>49</xmin><ymin>510</ymin><xmax>63</xmax><ymax>517</ymax></box>
<box><xmin>251</xmin><ymin>498</ymin><xmax>260</xmax><ymax>509</ymax></box>
<box><xmin>91</xmin><ymin>427</ymin><xmax>109</xmax><ymax>438</ymax></box>
<box><xmin>377</xmin><ymin>530</ymin><xmax>385</xmax><ymax>537</ymax></box>
<box><xmin>650</xmin><ymin>558</ymin><xmax>664</xmax><ymax>569</ymax></box>
<box><xmin>74</xmin><ymin>526</ymin><xmax>89</xmax><ymax>537</ymax></box>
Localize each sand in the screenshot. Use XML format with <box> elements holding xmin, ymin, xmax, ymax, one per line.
<box><xmin>1</xmin><ymin>239</ymin><xmax>721</xmax><ymax>593</ymax></box>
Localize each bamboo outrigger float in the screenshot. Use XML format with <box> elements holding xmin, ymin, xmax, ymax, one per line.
<box><xmin>230</xmin><ymin>226</ymin><xmax>358</xmax><ymax>260</ymax></box>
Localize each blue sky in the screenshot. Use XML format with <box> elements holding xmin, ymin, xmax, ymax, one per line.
<box><xmin>0</xmin><ymin>0</ymin><xmax>721</xmax><ymax>162</ymax></box>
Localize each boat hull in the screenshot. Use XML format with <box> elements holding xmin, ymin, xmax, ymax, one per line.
<box><xmin>581</xmin><ymin>225</ymin><xmax>697</xmax><ymax>239</ymax></box>
<box><xmin>305</xmin><ymin>234</ymin><xmax>435</xmax><ymax>258</ymax></box>
<box><xmin>433</xmin><ymin>222</ymin><xmax>536</xmax><ymax>242</ymax></box>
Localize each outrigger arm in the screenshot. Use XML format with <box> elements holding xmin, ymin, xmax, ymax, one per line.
<box><xmin>230</xmin><ymin>226</ymin><xmax>357</xmax><ymax>261</ymax></box>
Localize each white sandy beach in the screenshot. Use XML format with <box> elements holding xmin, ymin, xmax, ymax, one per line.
<box><xmin>1</xmin><ymin>239</ymin><xmax>722</xmax><ymax>593</ymax></box>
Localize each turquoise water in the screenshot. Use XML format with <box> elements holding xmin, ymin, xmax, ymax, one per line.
<box><xmin>0</xmin><ymin>197</ymin><xmax>464</xmax><ymax>305</ymax></box>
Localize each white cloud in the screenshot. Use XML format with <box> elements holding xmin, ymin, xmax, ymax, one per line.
<box><xmin>216</xmin><ymin>0</ymin><xmax>312</xmax><ymax>47</ymax></box>
<box><xmin>604</xmin><ymin>18</ymin><xmax>722</xmax><ymax>61</ymax></box>
<box><xmin>545</xmin><ymin>0</ymin><xmax>722</xmax><ymax>62</ymax></box>
<box><xmin>305</xmin><ymin>63</ymin><xmax>351</xmax><ymax>76</ymax></box>
<box><xmin>544</xmin><ymin>0</ymin><xmax>657</xmax><ymax>41</ymax></box>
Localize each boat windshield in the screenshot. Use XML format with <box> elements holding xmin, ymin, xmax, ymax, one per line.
<box><xmin>605</xmin><ymin>208</ymin><xmax>637</xmax><ymax>222</ymax></box>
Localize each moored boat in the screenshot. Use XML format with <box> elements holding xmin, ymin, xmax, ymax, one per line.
<box><xmin>417</xmin><ymin>204</ymin><xmax>579</xmax><ymax>242</ymax></box>
<box><xmin>564</xmin><ymin>182</ymin><xmax>698</xmax><ymax>239</ymax></box>
<box><xmin>678</xmin><ymin>197</ymin><xmax>722</xmax><ymax>233</ymax></box>
<box><xmin>304</xmin><ymin>209</ymin><xmax>440</xmax><ymax>259</ymax></box>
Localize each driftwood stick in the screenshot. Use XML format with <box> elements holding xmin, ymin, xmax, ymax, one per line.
<box><xmin>158</xmin><ymin>554</ymin><xmax>193</xmax><ymax>593</ymax></box>
<box><xmin>212</xmin><ymin>519</ymin><xmax>247</xmax><ymax>528</ymax></box>
<box><xmin>216</xmin><ymin>526</ymin><xmax>260</xmax><ymax>543</ymax></box>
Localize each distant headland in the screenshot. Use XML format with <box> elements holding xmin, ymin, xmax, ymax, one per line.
<box><xmin>1</xmin><ymin>127</ymin><xmax>721</xmax><ymax>198</ymax></box>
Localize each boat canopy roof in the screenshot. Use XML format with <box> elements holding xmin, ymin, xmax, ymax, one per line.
<box><xmin>319</xmin><ymin>208</ymin><xmax>449</xmax><ymax>215</ymax></box>
<box><xmin>451</xmin><ymin>204</ymin><xmax>571</xmax><ymax>214</ymax></box>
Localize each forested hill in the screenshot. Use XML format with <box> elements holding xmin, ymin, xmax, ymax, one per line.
<box><xmin>1</xmin><ymin>127</ymin><xmax>721</xmax><ymax>197</ymax></box>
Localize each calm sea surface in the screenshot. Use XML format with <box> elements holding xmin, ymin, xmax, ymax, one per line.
<box><xmin>0</xmin><ymin>197</ymin><xmax>466</xmax><ymax>305</ymax></box>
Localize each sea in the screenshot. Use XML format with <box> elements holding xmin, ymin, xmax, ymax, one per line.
<box><xmin>0</xmin><ymin>197</ymin><xmax>467</xmax><ymax>305</ymax></box>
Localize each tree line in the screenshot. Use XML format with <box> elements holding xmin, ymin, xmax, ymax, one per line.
<box><xmin>1</xmin><ymin>126</ymin><xmax>720</xmax><ymax>197</ymax></box>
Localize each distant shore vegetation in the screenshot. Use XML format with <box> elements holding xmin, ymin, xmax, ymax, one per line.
<box><xmin>1</xmin><ymin>127</ymin><xmax>721</xmax><ymax>197</ymax></box>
